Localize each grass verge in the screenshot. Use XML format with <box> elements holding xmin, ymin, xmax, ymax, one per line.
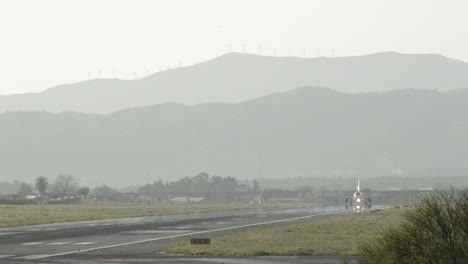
<box><xmin>165</xmin><ymin>209</ymin><xmax>403</xmax><ymax>256</ymax></box>
<box><xmin>0</xmin><ymin>202</ymin><xmax>314</xmax><ymax>228</ymax></box>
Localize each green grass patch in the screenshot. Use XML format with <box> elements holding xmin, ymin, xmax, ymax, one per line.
<box><xmin>0</xmin><ymin>202</ymin><xmax>314</xmax><ymax>228</ymax></box>
<box><xmin>165</xmin><ymin>209</ymin><xmax>403</xmax><ymax>256</ymax></box>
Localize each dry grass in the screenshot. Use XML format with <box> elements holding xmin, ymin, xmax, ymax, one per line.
<box><xmin>165</xmin><ymin>209</ymin><xmax>404</xmax><ymax>256</ymax></box>
<box><xmin>0</xmin><ymin>202</ymin><xmax>314</xmax><ymax>228</ymax></box>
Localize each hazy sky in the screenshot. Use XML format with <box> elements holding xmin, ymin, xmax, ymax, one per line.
<box><xmin>1</xmin><ymin>0</ymin><xmax>467</xmax><ymax>95</ymax></box>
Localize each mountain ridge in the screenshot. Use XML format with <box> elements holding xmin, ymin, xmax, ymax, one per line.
<box><xmin>1</xmin><ymin>52</ymin><xmax>468</xmax><ymax>114</ymax></box>
<box><xmin>1</xmin><ymin>86</ymin><xmax>468</xmax><ymax>185</ymax></box>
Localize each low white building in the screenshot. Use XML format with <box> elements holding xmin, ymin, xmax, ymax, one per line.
<box><xmin>170</xmin><ymin>196</ymin><xmax>205</xmax><ymax>204</ymax></box>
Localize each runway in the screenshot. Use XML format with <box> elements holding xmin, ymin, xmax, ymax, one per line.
<box><xmin>0</xmin><ymin>206</ymin><xmax>349</xmax><ymax>263</ymax></box>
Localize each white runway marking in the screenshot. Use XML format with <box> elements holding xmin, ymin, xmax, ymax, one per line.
<box><xmin>25</xmin><ymin>211</ymin><xmax>345</xmax><ymax>260</ymax></box>
<box><xmin>16</xmin><ymin>254</ymin><xmax>53</xmax><ymax>260</ymax></box>
<box><xmin>231</xmin><ymin>218</ymin><xmax>243</xmax><ymax>221</ymax></box>
<box><xmin>24</xmin><ymin>228</ymin><xmax>56</xmax><ymax>231</ymax></box>
<box><xmin>175</xmin><ymin>226</ymin><xmax>191</xmax><ymax>229</ymax></box>
<box><xmin>216</xmin><ymin>222</ymin><xmax>229</xmax><ymax>224</ymax></box>
<box><xmin>21</xmin><ymin>242</ymin><xmax>44</xmax><ymax>245</ymax></box>
<box><xmin>74</xmin><ymin>242</ymin><xmax>97</xmax><ymax>245</ymax></box>
<box><xmin>47</xmin><ymin>242</ymin><xmax>71</xmax><ymax>245</ymax></box>
<box><xmin>0</xmin><ymin>255</ymin><xmax>14</xmax><ymax>259</ymax></box>
<box><xmin>124</xmin><ymin>230</ymin><xmax>188</xmax><ymax>234</ymax></box>
<box><xmin>0</xmin><ymin>232</ymin><xmax>19</xmax><ymax>236</ymax></box>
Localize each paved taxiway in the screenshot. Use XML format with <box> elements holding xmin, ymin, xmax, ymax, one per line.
<box><xmin>0</xmin><ymin>206</ymin><xmax>350</xmax><ymax>263</ymax></box>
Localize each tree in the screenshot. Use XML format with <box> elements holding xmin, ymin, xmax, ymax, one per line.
<box><xmin>357</xmin><ymin>189</ymin><xmax>468</xmax><ymax>264</ymax></box>
<box><xmin>77</xmin><ymin>186</ymin><xmax>90</xmax><ymax>197</ymax></box>
<box><xmin>51</xmin><ymin>174</ymin><xmax>77</xmax><ymax>197</ymax></box>
<box><xmin>192</xmin><ymin>173</ymin><xmax>210</xmax><ymax>193</ymax></box>
<box><xmin>211</xmin><ymin>176</ymin><xmax>237</xmax><ymax>193</ymax></box>
<box><xmin>35</xmin><ymin>176</ymin><xmax>48</xmax><ymax>196</ymax></box>
<box><xmin>168</xmin><ymin>177</ymin><xmax>193</xmax><ymax>193</ymax></box>
<box><xmin>222</xmin><ymin>176</ymin><xmax>238</xmax><ymax>193</ymax></box>
<box><xmin>92</xmin><ymin>185</ymin><xmax>119</xmax><ymax>199</ymax></box>
<box><xmin>17</xmin><ymin>182</ymin><xmax>33</xmax><ymax>196</ymax></box>
<box><xmin>138</xmin><ymin>180</ymin><xmax>165</xmax><ymax>196</ymax></box>
<box><xmin>253</xmin><ymin>180</ymin><xmax>260</xmax><ymax>193</ymax></box>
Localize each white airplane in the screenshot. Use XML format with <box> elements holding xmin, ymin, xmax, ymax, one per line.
<box><xmin>344</xmin><ymin>180</ymin><xmax>372</xmax><ymax>212</ymax></box>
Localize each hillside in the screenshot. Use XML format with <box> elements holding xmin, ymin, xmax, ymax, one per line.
<box><xmin>1</xmin><ymin>87</ymin><xmax>468</xmax><ymax>185</ymax></box>
<box><xmin>1</xmin><ymin>52</ymin><xmax>468</xmax><ymax>114</ymax></box>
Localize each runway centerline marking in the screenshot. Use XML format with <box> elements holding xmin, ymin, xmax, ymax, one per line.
<box><xmin>16</xmin><ymin>254</ymin><xmax>53</xmax><ymax>260</ymax></box>
<box><xmin>0</xmin><ymin>232</ymin><xmax>20</xmax><ymax>236</ymax></box>
<box><xmin>47</xmin><ymin>242</ymin><xmax>71</xmax><ymax>245</ymax></box>
<box><xmin>21</xmin><ymin>242</ymin><xmax>44</xmax><ymax>245</ymax></box>
<box><xmin>21</xmin><ymin>210</ymin><xmax>345</xmax><ymax>260</ymax></box>
<box><xmin>124</xmin><ymin>230</ymin><xmax>188</xmax><ymax>234</ymax></box>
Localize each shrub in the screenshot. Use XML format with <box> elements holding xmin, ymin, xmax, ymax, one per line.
<box><xmin>357</xmin><ymin>189</ymin><xmax>468</xmax><ymax>264</ymax></box>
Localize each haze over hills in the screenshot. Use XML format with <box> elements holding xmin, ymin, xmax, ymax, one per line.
<box><xmin>2</xmin><ymin>86</ymin><xmax>468</xmax><ymax>186</ymax></box>
<box><xmin>1</xmin><ymin>52</ymin><xmax>468</xmax><ymax>114</ymax></box>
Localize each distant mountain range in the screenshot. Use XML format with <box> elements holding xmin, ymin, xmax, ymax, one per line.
<box><xmin>1</xmin><ymin>52</ymin><xmax>468</xmax><ymax>114</ymax></box>
<box><xmin>2</xmin><ymin>87</ymin><xmax>468</xmax><ymax>185</ymax></box>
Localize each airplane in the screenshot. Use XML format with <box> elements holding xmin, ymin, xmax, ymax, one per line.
<box><xmin>344</xmin><ymin>180</ymin><xmax>372</xmax><ymax>212</ymax></box>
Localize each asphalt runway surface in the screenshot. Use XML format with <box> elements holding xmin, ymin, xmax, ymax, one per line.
<box><xmin>0</xmin><ymin>206</ymin><xmax>352</xmax><ymax>263</ymax></box>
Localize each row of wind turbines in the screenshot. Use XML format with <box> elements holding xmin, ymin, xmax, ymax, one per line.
<box><xmin>86</xmin><ymin>45</ymin><xmax>336</xmax><ymax>81</ymax></box>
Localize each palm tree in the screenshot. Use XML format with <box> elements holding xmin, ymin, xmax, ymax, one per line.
<box><xmin>35</xmin><ymin>176</ymin><xmax>48</xmax><ymax>196</ymax></box>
